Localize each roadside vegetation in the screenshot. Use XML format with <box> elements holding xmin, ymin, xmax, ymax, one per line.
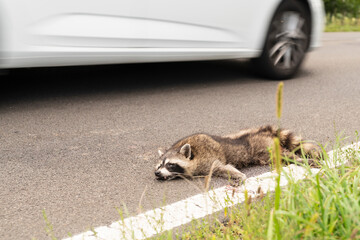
<box><xmin>325</xmin><ymin>16</ymin><xmax>360</xmax><ymax>31</ymax></box>
<box><xmin>153</xmin><ymin>82</ymin><xmax>360</xmax><ymax>240</ymax></box>
<box><xmin>324</xmin><ymin>0</ymin><xmax>360</xmax><ymax>31</ymax></box>
<box><xmin>154</xmin><ymin>139</ymin><xmax>360</xmax><ymax>240</ymax></box>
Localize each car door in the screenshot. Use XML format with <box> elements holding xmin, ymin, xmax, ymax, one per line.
<box><xmin>17</xmin><ymin>0</ymin><xmax>277</xmax><ymax>49</ymax></box>
<box><xmin>143</xmin><ymin>0</ymin><xmax>280</xmax><ymax>49</ymax></box>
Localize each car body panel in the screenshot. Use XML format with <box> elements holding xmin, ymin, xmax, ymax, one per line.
<box><xmin>307</xmin><ymin>0</ymin><xmax>325</xmax><ymax>50</ymax></box>
<box><xmin>0</xmin><ymin>0</ymin><xmax>323</xmax><ymax>68</ymax></box>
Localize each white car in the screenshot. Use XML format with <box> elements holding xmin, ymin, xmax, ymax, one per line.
<box><xmin>0</xmin><ymin>0</ymin><xmax>324</xmax><ymax>79</ymax></box>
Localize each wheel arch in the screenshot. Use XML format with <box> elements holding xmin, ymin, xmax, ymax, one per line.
<box><xmin>294</xmin><ymin>0</ymin><xmax>312</xmax><ymax>51</ymax></box>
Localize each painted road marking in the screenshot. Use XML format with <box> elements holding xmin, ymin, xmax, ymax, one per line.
<box><xmin>64</xmin><ymin>142</ymin><xmax>359</xmax><ymax>240</ymax></box>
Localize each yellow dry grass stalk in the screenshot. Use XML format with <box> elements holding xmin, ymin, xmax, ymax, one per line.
<box><xmin>276</xmin><ymin>82</ymin><xmax>284</xmax><ymax>120</ymax></box>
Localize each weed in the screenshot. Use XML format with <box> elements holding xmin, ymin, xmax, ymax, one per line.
<box><xmin>42</xmin><ymin>209</ymin><xmax>58</xmax><ymax>240</ymax></box>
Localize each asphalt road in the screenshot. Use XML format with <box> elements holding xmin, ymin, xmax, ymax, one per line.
<box><xmin>1</xmin><ymin>32</ymin><xmax>360</xmax><ymax>240</ymax></box>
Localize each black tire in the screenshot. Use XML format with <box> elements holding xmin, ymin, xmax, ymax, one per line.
<box><xmin>252</xmin><ymin>0</ymin><xmax>311</xmax><ymax>80</ymax></box>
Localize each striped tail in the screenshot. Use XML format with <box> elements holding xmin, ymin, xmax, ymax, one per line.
<box><xmin>276</xmin><ymin>127</ymin><xmax>321</xmax><ymax>159</ymax></box>
<box><xmin>258</xmin><ymin>125</ymin><xmax>321</xmax><ymax>159</ymax></box>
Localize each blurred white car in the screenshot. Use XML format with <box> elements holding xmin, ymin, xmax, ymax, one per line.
<box><xmin>0</xmin><ymin>0</ymin><xmax>324</xmax><ymax>79</ymax></box>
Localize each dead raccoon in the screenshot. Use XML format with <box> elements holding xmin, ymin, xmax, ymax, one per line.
<box><xmin>154</xmin><ymin>125</ymin><xmax>320</xmax><ymax>181</ymax></box>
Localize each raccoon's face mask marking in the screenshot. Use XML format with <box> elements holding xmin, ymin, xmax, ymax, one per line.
<box><xmin>154</xmin><ymin>144</ymin><xmax>191</xmax><ymax>181</ymax></box>
<box><xmin>155</xmin><ymin>158</ymin><xmax>187</xmax><ymax>180</ymax></box>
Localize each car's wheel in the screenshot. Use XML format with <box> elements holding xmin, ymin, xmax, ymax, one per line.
<box><xmin>252</xmin><ymin>0</ymin><xmax>311</xmax><ymax>80</ymax></box>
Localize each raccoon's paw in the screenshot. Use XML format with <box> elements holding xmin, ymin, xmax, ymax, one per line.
<box><xmin>235</xmin><ymin>172</ymin><xmax>247</xmax><ymax>181</ymax></box>
<box><xmin>229</xmin><ymin>178</ymin><xmax>246</xmax><ymax>187</ymax></box>
<box><xmin>229</xmin><ymin>181</ymin><xmax>239</xmax><ymax>187</ymax></box>
<box><xmin>229</xmin><ymin>175</ymin><xmax>247</xmax><ymax>187</ymax></box>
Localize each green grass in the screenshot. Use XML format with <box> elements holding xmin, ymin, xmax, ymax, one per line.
<box><xmin>325</xmin><ymin>16</ymin><xmax>360</xmax><ymax>32</ymax></box>
<box><xmin>153</xmin><ymin>140</ymin><xmax>360</xmax><ymax>240</ymax></box>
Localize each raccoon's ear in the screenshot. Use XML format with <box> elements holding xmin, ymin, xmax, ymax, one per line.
<box><xmin>180</xmin><ymin>144</ymin><xmax>191</xmax><ymax>159</ymax></box>
<box><xmin>158</xmin><ymin>149</ymin><xmax>164</xmax><ymax>157</ymax></box>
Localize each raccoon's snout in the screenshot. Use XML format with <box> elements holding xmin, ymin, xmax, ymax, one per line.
<box><xmin>155</xmin><ymin>170</ymin><xmax>166</xmax><ymax>180</ymax></box>
<box><xmin>155</xmin><ymin>170</ymin><xmax>161</xmax><ymax>178</ymax></box>
<box><xmin>155</xmin><ymin>170</ymin><xmax>174</xmax><ymax>180</ymax></box>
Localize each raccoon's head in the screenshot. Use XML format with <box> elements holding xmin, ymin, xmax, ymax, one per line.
<box><xmin>154</xmin><ymin>144</ymin><xmax>192</xmax><ymax>181</ymax></box>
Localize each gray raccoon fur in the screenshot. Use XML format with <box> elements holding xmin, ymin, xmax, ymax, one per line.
<box><xmin>154</xmin><ymin>125</ymin><xmax>320</xmax><ymax>181</ymax></box>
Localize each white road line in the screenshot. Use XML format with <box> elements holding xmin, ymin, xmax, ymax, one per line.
<box><xmin>64</xmin><ymin>142</ymin><xmax>359</xmax><ymax>240</ymax></box>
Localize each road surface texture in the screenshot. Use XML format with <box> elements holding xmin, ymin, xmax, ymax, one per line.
<box><xmin>1</xmin><ymin>32</ymin><xmax>360</xmax><ymax>239</ymax></box>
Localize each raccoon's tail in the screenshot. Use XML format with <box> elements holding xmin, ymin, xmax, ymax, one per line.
<box><xmin>261</xmin><ymin>125</ymin><xmax>320</xmax><ymax>159</ymax></box>
<box><xmin>275</xmin><ymin>126</ymin><xmax>320</xmax><ymax>159</ymax></box>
